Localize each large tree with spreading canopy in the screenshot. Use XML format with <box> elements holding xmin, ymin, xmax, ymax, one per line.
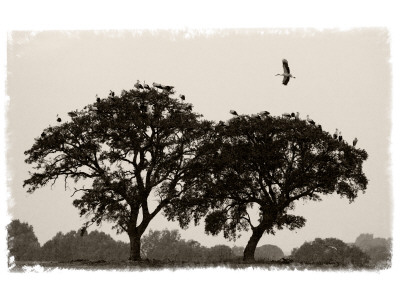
<box><xmin>166</xmin><ymin>113</ymin><xmax>368</xmax><ymax>261</ymax></box>
<box><xmin>23</xmin><ymin>85</ymin><xmax>212</xmax><ymax>260</ymax></box>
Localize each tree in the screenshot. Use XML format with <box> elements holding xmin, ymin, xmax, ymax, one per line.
<box><xmin>166</xmin><ymin>114</ymin><xmax>368</xmax><ymax>261</ymax></box>
<box><xmin>141</xmin><ymin>229</ymin><xmax>207</xmax><ymax>262</ymax></box>
<box><xmin>40</xmin><ymin>230</ymin><xmax>129</xmax><ymax>261</ymax></box>
<box><xmin>254</xmin><ymin>244</ymin><xmax>284</xmax><ymax>261</ymax></box>
<box><xmin>23</xmin><ymin>86</ymin><xmax>212</xmax><ymax>261</ymax></box>
<box><xmin>354</xmin><ymin>233</ymin><xmax>391</xmax><ymax>265</ymax></box>
<box><xmin>206</xmin><ymin>245</ymin><xmax>234</xmax><ymax>262</ymax></box>
<box><xmin>291</xmin><ymin>237</ymin><xmax>369</xmax><ymax>267</ymax></box>
<box><xmin>7</xmin><ymin>219</ymin><xmax>41</xmax><ymax>261</ymax></box>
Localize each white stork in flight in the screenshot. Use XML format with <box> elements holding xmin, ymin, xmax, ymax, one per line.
<box><xmin>276</xmin><ymin>59</ymin><xmax>296</xmax><ymax>85</ymax></box>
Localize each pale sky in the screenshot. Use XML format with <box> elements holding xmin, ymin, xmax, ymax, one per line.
<box><xmin>6</xmin><ymin>29</ymin><xmax>392</xmax><ymax>254</ymax></box>
<box><xmin>1</xmin><ymin>1</ymin><xmax>400</xmax><ymax>300</ymax></box>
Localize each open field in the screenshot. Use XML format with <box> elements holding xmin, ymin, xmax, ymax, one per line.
<box><xmin>9</xmin><ymin>259</ymin><xmax>388</xmax><ymax>272</ymax></box>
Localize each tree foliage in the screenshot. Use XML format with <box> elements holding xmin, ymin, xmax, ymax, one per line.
<box><xmin>7</xmin><ymin>219</ymin><xmax>41</xmax><ymax>261</ymax></box>
<box><xmin>141</xmin><ymin>229</ymin><xmax>208</xmax><ymax>262</ymax></box>
<box><xmin>40</xmin><ymin>230</ymin><xmax>129</xmax><ymax>261</ymax></box>
<box><xmin>254</xmin><ymin>244</ymin><xmax>284</xmax><ymax>261</ymax></box>
<box><xmin>23</xmin><ymin>87</ymin><xmax>212</xmax><ymax>260</ymax></box>
<box><xmin>354</xmin><ymin>233</ymin><xmax>392</xmax><ymax>265</ymax></box>
<box><xmin>166</xmin><ymin>113</ymin><xmax>368</xmax><ymax>260</ymax></box>
<box><xmin>291</xmin><ymin>237</ymin><xmax>370</xmax><ymax>267</ymax></box>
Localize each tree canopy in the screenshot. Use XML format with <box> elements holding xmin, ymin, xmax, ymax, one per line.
<box><xmin>166</xmin><ymin>113</ymin><xmax>368</xmax><ymax>261</ymax></box>
<box><xmin>23</xmin><ymin>86</ymin><xmax>212</xmax><ymax>260</ymax></box>
<box><xmin>291</xmin><ymin>237</ymin><xmax>370</xmax><ymax>267</ymax></box>
<box><xmin>7</xmin><ymin>219</ymin><xmax>41</xmax><ymax>262</ymax></box>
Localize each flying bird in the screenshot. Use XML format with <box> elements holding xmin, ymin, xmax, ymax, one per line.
<box><xmin>230</xmin><ymin>110</ymin><xmax>239</xmax><ymax>116</ymax></box>
<box><xmin>276</xmin><ymin>59</ymin><xmax>296</xmax><ymax>85</ymax></box>
<box><xmin>353</xmin><ymin>137</ymin><xmax>358</xmax><ymax>147</ymax></box>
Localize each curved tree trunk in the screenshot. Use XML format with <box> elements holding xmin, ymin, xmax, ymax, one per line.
<box><xmin>128</xmin><ymin>232</ymin><xmax>142</xmax><ymax>261</ymax></box>
<box><xmin>243</xmin><ymin>228</ymin><xmax>264</xmax><ymax>262</ymax></box>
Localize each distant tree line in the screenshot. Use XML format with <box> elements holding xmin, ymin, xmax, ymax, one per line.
<box><xmin>7</xmin><ymin>219</ymin><xmax>391</xmax><ymax>268</ymax></box>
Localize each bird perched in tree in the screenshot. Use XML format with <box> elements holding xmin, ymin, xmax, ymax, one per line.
<box><xmin>153</xmin><ymin>82</ymin><xmax>163</xmax><ymax>89</ymax></box>
<box><xmin>109</xmin><ymin>90</ymin><xmax>115</xmax><ymax>98</ymax></box>
<box><xmin>96</xmin><ymin>94</ymin><xmax>101</xmax><ymax>103</ymax></box>
<box><xmin>68</xmin><ymin>111</ymin><xmax>78</xmax><ymax>118</ymax></box>
<box><xmin>282</xmin><ymin>113</ymin><xmax>291</xmax><ymax>118</ymax></box>
<box><xmin>134</xmin><ymin>80</ymin><xmax>143</xmax><ymax>90</ymax></box>
<box><xmin>41</xmin><ymin>132</ymin><xmax>46</xmax><ymax>138</ymax></box>
<box><xmin>143</xmin><ymin>81</ymin><xmax>151</xmax><ymax>91</ymax></box>
<box><xmin>333</xmin><ymin>129</ymin><xmax>339</xmax><ymax>139</ymax></box>
<box><xmin>306</xmin><ymin>115</ymin><xmax>315</xmax><ymax>125</ymax></box>
<box><xmin>338</xmin><ymin>131</ymin><xmax>343</xmax><ymax>142</ymax></box>
<box><xmin>317</xmin><ymin>124</ymin><xmax>322</xmax><ymax>130</ymax></box>
<box><xmin>291</xmin><ymin>112</ymin><xmax>296</xmax><ymax>118</ymax></box>
<box><xmin>276</xmin><ymin>59</ymin><xmax>296</xmax><ymax>85</ymax></box>
<box><xmin>179</xmin><ymin>94</ymin><xmax>185</xmax><ymax>101</ymax></box>
<box><xmin>261</xmin><ymin>111</ymin><xmax>270</xmax><ymax>117</ymax></box>
<box><xmin>295</xmin><ymin>112</ymin><xmax>300</xmax><ymax>119</ymax></box>
<box><xmin>230</xmin><ymin>110</ymin><xmax>239</xmax><ymax>116</ymax></box>
<box><xmin>56</xmin><ymin>114</ymin><xmax>61</xmax><ymax>122</ymax></box>
<box><xmin>163</xmin><ymin>85</ymin><xmax>174</xmax><ymax>93</ymax></box>
<box><xmin>353</xmin><ymin>138</ymin><xmax>358</xmax><ymax>147</ymax></box>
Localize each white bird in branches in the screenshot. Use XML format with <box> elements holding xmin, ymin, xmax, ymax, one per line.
<box><xmin>333</xmin><ymin>129</ymin><xmax>339</xmax><ymax>140</ymax></box>
<box><xmin>306</xmin><ymin>115</ymin><xmax>315</xmax><ymax>125</ymax></box>
<box><xmin>276</xmin><ymin>59</ymin><xmax>296</xmax><ymax>85</ymax></box>
<box><xmin>134</xmin><ymin>80</ymin><xmax>143</xmax><ymax>90</ymax></box>
<box><xmin>143</xmin><ymin>81</ymin><xmax>151</xmax><ymax>91</ymax></box>
<box><xmin>338</xmin><ymin>131</ymin><xmax>343</xmax><ymax>142</ymax></box>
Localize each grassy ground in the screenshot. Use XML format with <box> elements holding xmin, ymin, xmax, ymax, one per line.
<box><xmin>9</xmin><ymin>259</ymin><xmax>386</xmax><ymax>272</ymax></box>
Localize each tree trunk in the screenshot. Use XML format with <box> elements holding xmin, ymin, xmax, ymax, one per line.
<box><xmin>243</xmin><ymin>228</ymin><xmax>264</xmax><ymax>262</ymax></box>
<box><xmin>128</xmin><ymin>232</ymin><xmax>142</xmax><ymax>261</ymax></box>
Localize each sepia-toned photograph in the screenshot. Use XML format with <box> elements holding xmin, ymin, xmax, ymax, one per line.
<box><xmin>1</xmin><ymin>1</ymin><xmax>399</xmax><ymax>299</ymax></box>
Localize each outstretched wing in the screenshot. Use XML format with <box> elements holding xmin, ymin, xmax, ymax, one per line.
<box><xmin>282</xmin><ymin>76</ymin><xmax>290</xmax><ymax>85</ymax></box>
<box><xmin>282</xmin><ymin>59</ymin><xmax>290</xmax><ymax>74</ymax></box>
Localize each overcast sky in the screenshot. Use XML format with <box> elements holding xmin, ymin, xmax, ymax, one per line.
<box><xmin>6</xmin><ymin>29</ymin><xmax>392</xmax><ymax>254</ymax></box>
